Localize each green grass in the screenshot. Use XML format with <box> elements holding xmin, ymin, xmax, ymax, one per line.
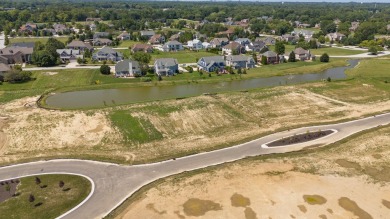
<box><xmin>0</xmin><ymin>174</ymin><xmax>91</xmax><ymax>219</ymax></box>
<box><xmin>310</xmin><ymin>47</ymin><xmax>366</xmax><ymax>56</ymax></box>
<box><xmin>151</xmin><ymin>50</ymin><xmax>217</xmax><ymax>64</ymax></box>
<box><xmin>117</xmin><ymin>40</ymin><xmax>139</xmax><ymax>48</ymax></box>
<box><xmin>110</xmin><ymin>110</ymin><xmax>163</xmax><ymax>144</ymax></box>
<box><xmin>9</xmin><ymin>37</ymin><xmax>69</xmax><ymax>45</ymax></box>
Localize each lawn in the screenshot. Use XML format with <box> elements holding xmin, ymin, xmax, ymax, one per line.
<box><xmin>9</xmin><ymin>37</ymin><xmax>69</xmax><ymax>45</ymax></box>
<box><xmin>151</xmin><ymin>50</ymin><xmax>218</xmax><ymax>64</ymax></box>
<box><xmin>117</xmin><ymin>40</ymin><xmax>139</xmax><ymax>48</ymax></box>
<box><xmin>307</xmin><ymin>59</ymin><xmax>390</xmax><ymax>103</ymax></box>
<box><xmin>268</xmin><ymin>44</ymin><xmax>366</xmax><ymax>56</ymax></box>
<box><xmin>110</xmin><ymin>110</ymin><xmax>163</xmax><ymax>144</ymax></box>
<box><xmin>0</xmin><ymin>174</ymin><xmax>91</xmax><ymax>219</ymax></box>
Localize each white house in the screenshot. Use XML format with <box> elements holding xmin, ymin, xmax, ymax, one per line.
<box><xmin>162</xmin><ymin>41</ymin><xmax>184</xmax><ymax>52</ymax></box>
<box><xmin>187</xmin><ymin>39</ymin><xmax>203</xmax><ymax>50</ymax></box>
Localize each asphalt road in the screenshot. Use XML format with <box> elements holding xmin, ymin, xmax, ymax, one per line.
<box><xmin>1</xmin><ymin>113</ymin><xmax>390</xmax><ymax>219</ymax></box>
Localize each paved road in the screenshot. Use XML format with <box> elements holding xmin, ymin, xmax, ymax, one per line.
<box><xmin>1</xmin><ymin>113</ymin><xmax>390</xmax><ymax>219</ymax></box>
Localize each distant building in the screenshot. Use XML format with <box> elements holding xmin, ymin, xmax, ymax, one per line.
<box><xmin>56</xmin><ymin>49</ymin><xmax>82</xmax><ymax>63</ymax></box>
<box><xmin>162</xmin><ymin>41</ymin><xmax>183</xmax><ymax>52</ymax></box>
<box><xmin>225</xmin><ymin>55</ymin><xmax>256</xmax><ymax>69</ymax></box>
<box><xmin>132</xmin><ymin>44</ymin><xmax>153</xmax><ymax>53</ymax></box>
<box><xmin>92</xmin><ymin>46</ymin><xmax>123</xmax><ymax>62</ymax></box>
<box><xmin>197</xmin><ymin>56</ymin><xmax>225</xmax><ymax>73</ymax></box>
<box><xmin>115</xmin><ymin>59</ymin><xmax>141</xmax><ymax>77</ymax></box>
<box><xmin>154</xmin><ymin>58</ymin><xmax>179</xmax><ymax>76</ymax></box>
<box><xmin>66</xmin><ymin>40</ymin><xmax>93</xmax><ymax>52</ymax></box>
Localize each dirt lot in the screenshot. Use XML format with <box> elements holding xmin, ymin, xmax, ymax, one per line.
<box><xmin>1</xmin><ymin>83</ymin><xmax>390</xmax><ymax>164</ymax></box>
<box><xmin>115</xmin><ymin>125</ymin><xmax>390</xmax><ymax>219</ymax></box>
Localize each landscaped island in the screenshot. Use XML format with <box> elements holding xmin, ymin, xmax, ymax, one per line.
<box><xmin>0</xmin><ymin>174</ymin><xmax>91</xmax><ymax>219</ymax></box>
<box><xmin>267</xmin><ymin>130</ymin><xmax>335</xmax><ymax>147</ymax></box>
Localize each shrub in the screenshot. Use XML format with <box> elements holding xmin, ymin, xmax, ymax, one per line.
<box><xmin>288</xmin><ymin>51</ymin><xmax>296</xmax><ymax>62</ymax></box>
<box><xmin>320</xmin><ymin>53</ymin><xmax>329</xmax><ymax>62</ymax></box>
<box><xmin>100</xmin><ymin>64</ymin><xmax>111</xmax><ymax>75</ymax></box>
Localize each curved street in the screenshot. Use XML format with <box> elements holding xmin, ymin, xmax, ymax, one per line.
<box><xmin>1</xmin><ymin>113</ymin><xmax>390</xmax><ymax>219</ymax></box>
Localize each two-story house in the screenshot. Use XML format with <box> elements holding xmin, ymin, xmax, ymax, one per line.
<box><xmin>148</xmin><ymin>34</ymin><xmax>165</xmax><ymax>45</ymax></box>
<box><xmin>187</xmin><ymin>39</ymin><xmax>203</xmax><ymax>50</ymax></box>
<box><xmin>162</xmin><ymin>41</ymin><xmax>184</xmax><ymax>52</ymax></box>
<box><xmin>115</xmin><ymin>59</ymin><xmax>141</xmax><ymax>77</ymax></box>
<box><xmin>56</xmin><ymin>49</ymin><xmax>83</xmax><ymax>63</ymax></box>
<box><xmin>92</xmin><ymin>46</ymin><xmax>123</xmax><ymax>62</ymax></box>
<box><xmin>66</xmin><ymin>41</ymin><xmax>94</xmax><ymax>53</ymax></box>
<box><xmin>154</xmin><ymin>58</ymin><xmax>179</xmax><ymax>76</ymax></box>
<box><xmin>225</xmin><ymin>55</ymin><xmax>256</xmax><ymax>69</ymax></box>
<box><xmin>197</xmin><ymin>56</ymin><xmax>225</xmax><ymax>73</ymax></box>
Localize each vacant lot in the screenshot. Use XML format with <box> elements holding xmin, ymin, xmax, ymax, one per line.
<box><xmin>111</xmin><ymin>124</ymin><xmax>390</xmax><ymax>219</ymax></box>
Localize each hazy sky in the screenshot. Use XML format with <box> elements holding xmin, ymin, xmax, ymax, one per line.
<box><xmin>168</xmin><ymin>0</ymin><xmax>390</xmax><ymax>2</ymax></box>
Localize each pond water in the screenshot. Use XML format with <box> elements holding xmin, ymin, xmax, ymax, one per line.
<box><xmin>45</xmin><ymin>60</ymin><xmax>359</xmax><ymax>109</ymax></box>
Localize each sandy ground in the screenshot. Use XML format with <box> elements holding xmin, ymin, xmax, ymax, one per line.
<box><xmin>116</xmin><ymin>125</ymin><xmax>390</xmax><ymax>219</ymax></box>
<box><xmin>1</xmin><ymin>84</ymin><xmax>390</xmax><ymax>164</ymax></box>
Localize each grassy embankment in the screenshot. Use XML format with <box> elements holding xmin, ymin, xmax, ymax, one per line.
<box><xmin>0</xmin><ymin>58</ymin><xmax>348</xmax><ymax>104</ymax></box>
<box><xmin>269</xmin><ymin>44</ymin><xmax>366</xmax><ymax>56</ymax></box>
<box><xmin>0</xmin><ymin>174</ymin><xmax>91</xmax><ymax>219</ymax></box>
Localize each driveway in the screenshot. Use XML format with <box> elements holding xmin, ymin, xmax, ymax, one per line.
<box><xmin>1</xmin><ymin>113</ymin><xmax>390</xmax><ymax>218</ymax></box>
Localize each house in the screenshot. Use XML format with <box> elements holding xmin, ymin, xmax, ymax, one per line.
<box><xmin>217</xmin><ymin>28</ymin><xmax>235</xmax><ymax>38</ymax></box>
<box><xmin>197</xmin><ymin>56</ymin><xmax>225</xmax><ymax>73</ymax></box>
<box><xmin>222</xmin><ymin>42</ymin><xmax>244</xmax><ymax>55</ymax></box>
<box><xmin>202</xmin><ymin>42</ymin><xmax>211</xmax><ymax>49</ymax></box>
<box><xmin>225</xmin><ymin>55</ymin><xmax>256</xmax><ymax>69</ymax></box>
<box><xmin>66</xmin><ymin>40</ymin><xmax>93</xmax><ymax>52</ymax></box>
<box><xmin>246</xmin><ymin>40</ymin><xmax>267</xmax><ymax>53</ymax></box>
<box><xmin>350</xmin><ymin>22</ymin><xmax>360</xmax><ymax>32</ymax></box>
<box><xmin>154</xmin><ymin>58</ymin><xmax>179</xmax><ymax>76</ymax></box>
<box><xmin>92</xmin><ymin>46</ymin><xmax>123</xmax><ymax>62</ymax></box>
<box><xmin>0</xmin><ymin>63</ymin><xmax>11</xmax><ymax>81</ymax></box>
<box><xmin>292</xmin><ymin>47</ymin><xmax>313</xmax><ymax>61</ymax></box>
<box><xmin>259</xmin><ymin>51</ymin><xmax>279</xmax><ymax>64</ymax></box>
<box><xmin>0</xmin><ymin>46</ymin><xmax>33</xmax><ymax>64</ymax></box>
<box><xmin>89</xmin><ymin>23</ymin><xmax>97</xmax><ymax>31</ymax></box>
<box><xmin>234</xmin><ymin>38</ymin><xmax>252</xmax><ymax>46</ymax></box>
<box><xmin>162</xmin><ymin>41</ymin><xmax>183</xmax><ymax>52</ymax></box>
<box><xmin>93</xmin><ymin>32</ymin><xmax>110</xmax><ymax>39</ymax></box>
<box><xmin>293</xmin><ymin>29</ymin><xmax>314</xmax><ymax>39</ymax></box>
<box><xmin>53</xmin><ymin>24</ymin><xmax>69</xmax><ymax>34</ymax></box>
<box><xmin>42</xmin><ymin>28</ymin><xmax>56</xmax><ymax>36</ymax></box>
<box><xmin>115</xmin><ymin>59</ymin><xmax>141</xmax><ymax>77</ymax></box>
<box><xmin>140</xmin><ymin>30</ymin><xmax>155</xmax><ymax>39</ymax></box>
<box><xmin>264</xmin><ymin>37</ymin><xmax>276</xmax><ymax>45</ymax></box>
<box><xmin>187</xmin><ymin>39</ymin><xmax>203</xmax><ymax>50</ymax></box>
<box><xmin>132</xmin><ymin>44</ymin><xmax>153</xmax><ymax>53</ymax></box>
<box><xmin>117</xmin><ymin>32</ymin><xmax>131</xmax><ymax>41</ymax></box>
<box><xmin>56</xmin><ymin>49</ymin><xmax>83</xmax><ymax>62</ymax></box>
<box><xmin>281</xmin><ymin>34</ymin><xmax>298</xmax><ymax>43</ymax></box>
<box><xmin>92</xmin><ymin>38</ymin><xmax>113</xmax><ymax>46</ymax></box>
<box><xmin>148</xmin><ymin>34</ymin><xmax>165</xmax><ymax>45</ymax></box>
<box><xmin>210</xmin><ymin>38</ymin><xmax>229</xmax><ymax>48</ymax></box>
<box><xmin>19</xmin><ymin>23</ymin><xmax>37</xmax><ymax>33</ymax></box>
<box><xmin>326</xmin><ymin>32</ymin><xmax>346</xmax><ymax>42</ymax></box>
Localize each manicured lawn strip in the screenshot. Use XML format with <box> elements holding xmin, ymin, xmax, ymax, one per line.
<box><xmin>0</xmin><ymin>174</ymin><xmax>91</xmax><ymax>219</ymax></box>
<box><xmin>118</xmin><ymin>40</ymin><xmax>140</xmax><ymax>48</ymax></box>
<box><xmin>9</xmin><ymin>37</ymin><xmax>69</xmax><ymax>44</ymax></box>
<box><xmin>110</xmin><ymin>110</ymin><xmax>163</xmax><ymax>144</ymax></box>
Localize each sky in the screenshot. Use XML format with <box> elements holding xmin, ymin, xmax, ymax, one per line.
<box><xmin>160</xmin><ymin>0</ymin><xmax>390</xmax><ymax>2</ymax></box>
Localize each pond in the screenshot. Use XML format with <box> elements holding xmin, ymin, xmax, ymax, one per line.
<box><xmin>44</xmin><ymin>60</ymin><xmax>359</xmax><ymax>109</ymax></box>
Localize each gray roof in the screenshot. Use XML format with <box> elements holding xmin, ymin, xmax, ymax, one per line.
<box><xmin>93</xmin><ymin>32</ymin><xmax>110</xmax><ymax>39</ymax></box>
<box><xmin>56</xmin><ymin>49</ymin><xmax>80</xmax><ymax>55</ymax></box>
<box><xmin>140</xmin><ymin>30</ymin><xmax>155</xmax><ymax>36</ymax></box>
<box><xmin>11</xmin><ymin>42</ymin><xmax>35</xmax><ymax>48</ymax></box>
<box><xmin>262</xmin><ymin>51</ymin><xmax>277</xmax><ymax>57</ymax></box>
<box><xmin>98</xmin><ymin>46</ymin><xmax>121</xmax><ymax>55</ymax></box>
<box><xmin>0</xmin><ymin>46</ymin><xmax>33</xmax><ymax>55</ymax></box>
<box><xmin>154</xmin><ymin>58</ymin><xmax>178</xmax><ymax>67</ymax></box>
<box><xmin>226</xmin><ymin>55</ymin><xmax>253</xmax><ymax>62</ymax></box>
<box><xmin>199</xmin><ymin>56</ymin><xmax>225</xmax><ymax>65</ymax></box>
<box><xmin>66</xmin><ymin>40</ymin><xmax>93</xmax><ymax>50</ymax></box>
<box><xmin>115</xmin><ymin>59</ymin><xmax>140</xmax><ymax>72</ymax></box>
<box><xmin>164</xmin><ymin>40</ymin><xmax>182</xmax><ymax>46</ymax></box>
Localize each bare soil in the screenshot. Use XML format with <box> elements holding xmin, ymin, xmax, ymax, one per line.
<box><xmin>114</xmin><ymin>125</ymin><xmax>390</xmax><ymax>219</ymax></box>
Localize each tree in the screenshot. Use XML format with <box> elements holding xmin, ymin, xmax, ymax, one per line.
<box><xmin>32</xmin><ymin>50</ymin><xmax>56</xmax><ymax>67</ymax></box>
<box><xmin>77</xmin><ymin>57</ymin><xmax>83</xmax><ymax>64</ymax></box>
<box><xmin>132</xmin><ymin>52</ymin><xmax>151</xmax><ymax>64</ymax></box>
<box><xmin>35</xmin><ymin>177</ymin><xmax>41</xmax><ymax>186</ymax></box>
<box><xmin>45</xmin><ymin>38</ymin><xmax>65</xmax><ymax>58</ymax></box>
<box><xmin>288</xmin><ymin>51</ymin><xmax>296</xmax><ymax>62</ymax></box>
<box><xmin>237</xmin><ymin>68</ymin><xmax>242</xmax><ymax>75</ymax></box>
<box><xmin>29</xmin><ymin>194</ymin><xmax>35</xmax><ymax>203</ymax></box>
<box><xmin>84</xmin><ymin>49</ymin><xmax>92</xmax><ymax>58</ymax></box>
<box><xmin>100</xmin><ymin>64</ymin><xmax>111</xmax><ymax>75</ymax></box>
<box><xmin>320</xmin><ymin>53</ymin><xmax>329</xmax><ymax>62</ymax></box>
<box><xmin>4</xmin><ymin>35</ymin><xmax>9</xmax><ymax>46</ymax></box>
<box><xmin>261</xmin><ymin>55</ymin><xmax>267</xmax><ymax>65</ymax></box>
<box><xmin>59</xmin><ymin>181</ymin><xmax>65</xmax><ymax>188</ymax></box>
<box><xmin>4</xmin><ymin>71</ymin><xmax>32</xmax><ymax>83</ymax></box>
<box><xmin>274</xmin><ymin>41</ymin><xmax>285</xmax><ymax>55</ymax></box>
<box><xmin>5</xmin><ymin>184</ymin><xmax>11</xmax><ymax>194</ymax></box>
<box><xmin>318</xmin><ymin>35</ymin><xmax>325</xmax><ymax>44</ymax></box>
<box><xmin>368</xmin><ymin>46</ymin><xmax>378</xmax><ymax>55</ymax></box>
<box><xmin>243</xmin><ymin>69</ymin><xmax>247</xmax><ymax>74</ymax></box>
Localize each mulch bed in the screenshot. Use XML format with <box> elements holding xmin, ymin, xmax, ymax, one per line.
<box><xmin>0</xmin><ymin>179</ymin><xmax>20</xmax><ymax>203</ymax></box>
<box><xmin>267</xmin><ymin>130</ymin><xmax>334</xmax><ymax>147</ymax></box>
